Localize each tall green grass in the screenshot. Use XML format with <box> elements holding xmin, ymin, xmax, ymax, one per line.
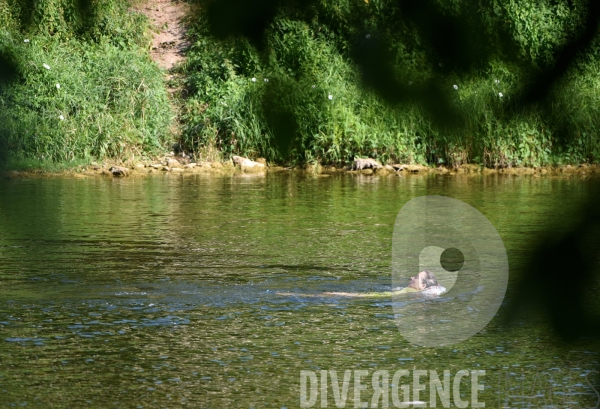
<box><xmin>180</xmin><ymin>0</ymin><xmax>600</xmax><ymax>167</ymax></box>
<box><xmin>180</xmin><ymin>16</ymin><xmax>426</xmax><ymax>165</ymax></box>
<box><xmin>0</xmin><ymin>0</ymin><xmax>173</xmax><ymax>165</ymax></box>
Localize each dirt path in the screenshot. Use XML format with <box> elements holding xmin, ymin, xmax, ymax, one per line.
<box><xmin>136</xmin><ymin>0</ymin><xmax>190</xmax><ymax>71</ymax></box>
<box><xmin>132</xmin><ymin>0</ymin><xmax>191</xmax><ymax>147</ymax></box>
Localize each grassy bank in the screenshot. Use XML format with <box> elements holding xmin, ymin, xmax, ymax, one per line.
<box><xmin>0</xmin><ymin>0</ymin><xmax>174</xmax><ymax>167</ymax></box>
<box><xmin>2</xmin><ymin>0</ymin><xmax>600</xmax><ymax>171</ymax></box>
<box><xmin>179</xmin><ymin>0</ymin><xmax>600</xmax><ymax>168</ymax></box>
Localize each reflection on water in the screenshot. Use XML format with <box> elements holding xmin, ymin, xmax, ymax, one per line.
<box><xmin>0</xmin><ymin>173</ymin><xmax>598</xmax><ymax>407</ymax></box>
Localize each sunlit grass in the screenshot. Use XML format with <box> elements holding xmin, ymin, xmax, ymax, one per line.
<box><xmin>180</xmin><ymin>3</ymin><xmax>600</xmax><ymax>167</ymax></box>
<box><xmin>0</xmin><ymin>0</ymin><xmax>173</xmax><ymax>166</ymax></box>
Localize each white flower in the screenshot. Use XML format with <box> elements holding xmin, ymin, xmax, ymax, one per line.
<box><xmin>499</xmin><ymin>92</ymin><xmax>503</xmax><ymax>97</ymax></box>
<box><xmin>328</xmin><ymin>94</ymin><xmax>333</xmax><ymax>100</ymax></box>
<box><xmin>251</xmin><ymin>77</ymin><xmax>256</xmax><ymax>82</ymax></box>
<box><xmin>366</xmin><ymin>34</ymin><xmax>371</xmax><ymax>39</ymax></box>
<box><xmin>56</xmin><ymin>83</ymin><xmax>60</xmax><ymax>89</ymax></box>
<box><xmin>453</xmin><ymin>84</ymin><xmax>458</xmax><ymax>90</ymax></box>
<box><xmin>24</xmin><ymin>39</ymin><xmax>29</xmax><ymax>43</ymax></box>
<box><xmin>494</xmin><ymin>79</ymin><xmax>500</xmax><ymax>84</ymax></box>
<box><xmin>264</xmin><ymin>78</ymin><xmax>269</xmax><ymax>82</ymax></box>
<box><xmin>43</xmin><ymin>63</ymin><xmax>50</xmax><ymax>70</ymax></box>
<box><xmin>311</xmin><ymin>85</ymin><xmax>316</xmax><ymax>89</ymax></box>
<box><xmin>59</xmin><ymin>115</ymin><xmax>64</xmax><ymax>121</ymax></box>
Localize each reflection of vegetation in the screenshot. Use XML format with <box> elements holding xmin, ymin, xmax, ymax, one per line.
<box><xmin>0</xmin><ymin>175</ymin><xmax>598</xmax><ymax>405</ymax></box>
<box><xmin>507</xmin><ymin>183</ymin><xmax>600</xmax><ymax>341</ymax></box>
<box><xmin>181</xmin><ymin>0</ymin><xmax>600</xmax><ymax>166</ymax></box>
<box><xmin>0</xmin><ymin>0</ymin><xmax>173</xmax><ymax>165</ymax></box>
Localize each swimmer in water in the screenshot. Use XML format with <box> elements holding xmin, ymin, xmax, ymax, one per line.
<box><xmin>395</xmin><ymin>270</ymin><xmax>446</xmax><ymax>295</ymax></box>
<box><xmin>276</xmin><ymin>270</ymin><xmax>446</xmax><ymax>298</ymax></box>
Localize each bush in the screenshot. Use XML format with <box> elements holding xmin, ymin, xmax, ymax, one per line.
<box><xmin>181</xmin><ymin>15</ymin><xmax>427</xmax><ymax>165</ymax></box>
<box><xmin>0</xmin><ymin>0</ymin><xmax>173</xmax><ymax>164</ymax></box>
<box><xmin>180</xmin><ymin>0</ymin><xmax>600</xmax><ymax>167</ymax></box>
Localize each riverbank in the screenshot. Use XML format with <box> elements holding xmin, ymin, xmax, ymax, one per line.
<box><xmin>3</xmin><ymin>155</ymin><xmax>598</xmax><ymax>179</ymax></box>
<box><xmin>2</xmin><ymin>0</ymin><xmax>600</xmax><ymax>171</ymax></box>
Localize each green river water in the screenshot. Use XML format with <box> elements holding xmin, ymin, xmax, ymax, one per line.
<box><xmin>0</xmin><ymin>172</ymin><xmax>598</xmax><ymax>408</ymax></box>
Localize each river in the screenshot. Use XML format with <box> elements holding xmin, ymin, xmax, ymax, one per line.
<box><xmin>0</xmin><ymin>172</ymin><xmax>598</xmax><ymax>408</ymax></box>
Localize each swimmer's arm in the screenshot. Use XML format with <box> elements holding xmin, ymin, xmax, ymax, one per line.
<box><xmin>275</xmin><ymin>287</ymin><xmax>420</xmax><ymax>299</ymax></box>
